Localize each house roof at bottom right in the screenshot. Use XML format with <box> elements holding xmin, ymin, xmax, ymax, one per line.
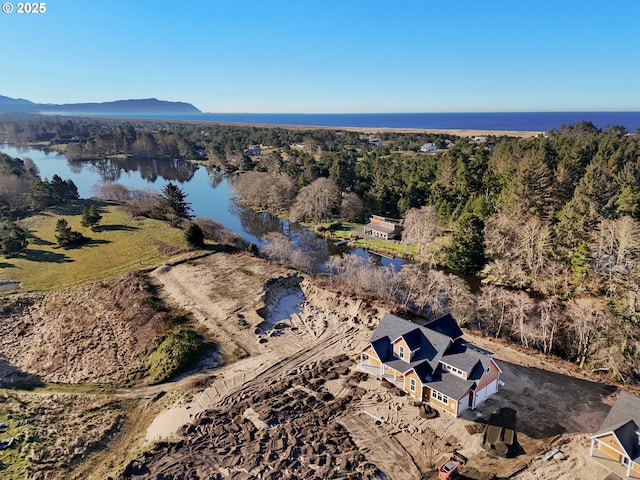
<box><xmin>592</xmin><ymin>390</ymin><xmax>640</xmax><ymax>461</ymax></box>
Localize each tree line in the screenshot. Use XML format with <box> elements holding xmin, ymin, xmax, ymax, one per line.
<box><xmin>3</xmin><ymin>116</ymin><xmax>640</xmax><ymax>382</ymax></box>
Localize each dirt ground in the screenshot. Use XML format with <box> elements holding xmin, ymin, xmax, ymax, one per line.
<box><xmin>0</xmin><ymin>251</ymin><xmax>621</xmax><ymax>479</ymax></box>
<box><xmin>130</xmin><ymin>253</ymin><xmax>618</xmax><ymax>480</ymax></box>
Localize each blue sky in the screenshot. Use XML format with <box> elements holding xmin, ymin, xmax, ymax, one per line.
<box><xmin>1</xmin><ymin>0</ymin><xmax>639</xmax><ymax>113</ymax></box>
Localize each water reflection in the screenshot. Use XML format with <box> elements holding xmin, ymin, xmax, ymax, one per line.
<box><xmin>230</xmin><ymin>204</ymin><xmax>284</xmax><ymax>243</ymax></box>
<box><xmin>208</xmin><ymin>168</ymin><xmax>224</xmax><ymax>189</ymax></box>
<box><xmin>1</xmin><ymin>144</ymin><xmax>406</xmax><ymax>269</ymax></box>
<box><xmin>73</xmin><ymin>157</ymin><xmax>199</xmax><ymax>184</ymax></box>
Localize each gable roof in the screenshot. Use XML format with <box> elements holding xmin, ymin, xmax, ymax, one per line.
<box><xmin>426</xmin><ymin>370</ymin><xmax>475</xmax><ymax>400</ymax></box>
<box><xmin>593</xmin><ymin>390</ymin><xmax>640</xmax><ymax>460</ymax></box>
<box><xmin>441</xmin><ymin>341</ymin><xmax>494</xmax><ymax>378</ymax></box>
<box><xmin>424</xmin><ymin>313</ymin><xmax>463</xmax><ymax>339</ymax></box>
<box><xmin>371</xmin><ymin>313</ymin><xmax>454</xmax><ymax>369</ymax></box>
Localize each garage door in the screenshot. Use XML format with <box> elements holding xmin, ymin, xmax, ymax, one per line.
<box><xmin>458</xmin><ymin>393</ymin><xmax>470</xmax><ymax>414</ymax></box>
<box><xmin>486</xmin><ymin>379</ymin><xmax>498</xmax><ymax>396</ymax></box>
<box><xmin>474</xmin><ymin>380</ymin><xmax>498</xmax><ymax>408</ymax></box>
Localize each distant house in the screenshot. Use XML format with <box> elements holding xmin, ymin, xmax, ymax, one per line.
<box><xmin>243</xmin><ymin>145</ymin><xmax>261</xmax><ymax>156</ymax></box>
<box><xmin>470</xmin><ymin>136</ymin><xmax>488</xmax><ymax>145</ymax></box>
<box><xmin>359</xmin><ymin>134</ymin><xmax>383</xmax><ymax>147</ymax></box>
<box><xmin>590</xmin><ymin>391</ymin><xmax>640</xmax><ymax>477</ymax></box>
<box><xmin>363</xmin><ymin>215</ymin><xmax>403</xmax><ymax>241</ymax></box>
<box><xmin>419</xmin><ymin>142</ymin><xmax>437</xmax><ymax>153</ymax></box>
<box><xmin>359</xmin><ymin>313</ymin><xmax>502</xmax><ymax>416</ymax></box>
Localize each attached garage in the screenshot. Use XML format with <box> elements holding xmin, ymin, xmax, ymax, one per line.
<box><xmin>474</xmin><ymin>379</ymin><xmax>498</xmax><ymax>408</ymax></box>
<box><xmin>457</xmin><ymin>392</ymin><xmax>471</xmax><ymax>415</ymax></box>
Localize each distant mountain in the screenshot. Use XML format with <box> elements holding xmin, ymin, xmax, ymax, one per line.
<box><xmin>0</xmin><ymin>95</ymin><xmax>37</xmax><ymax>112</ymax></box>
<box><xmin>0</xmin><ymin>95</ymin><xmax>201</xmax><ymax>115</ymax></box>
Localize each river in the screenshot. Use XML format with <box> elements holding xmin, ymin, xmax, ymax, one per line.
<box><xmin>0</xmin><ymin>144</ymin><xmax>405</xmax><ymax>269</ymax></box>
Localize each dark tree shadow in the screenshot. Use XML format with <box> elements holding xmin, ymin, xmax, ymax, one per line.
<box><xmin>48</xmin><ymin>202</ymin><xmax>85</xmax><ymax>216</ymax></box>
<box><xmin>95</xmin><ymin>224</ymin><xmax>139</xmax><ymax>232</ymax></box>
<box><xmin>49</xmin><ymin>199</ymin><xmax>114</xmax><ymax>217</ymax></box>
<box><xmin>0</xmin><ymin>354</ymin><xmax>43</xmax><ymax>390</ymax></box>
<box><xmin>22</xmin><ymin>248</ymin><xmax>72</xmax><ymax>263</ymax></box>
<box><xmin>84</xmin><ymin>239</ymin><xmax>111</xmax><ymax>247</ymax></box>
<box><xmin>26</xmin><ymin>235</ymin><xmax>55</xmax><ymax>246</ymax></box>
<box><xmin>0</xmin><ymin>262</ymin><xmax>15</xmax><ymax>269</ymax></box>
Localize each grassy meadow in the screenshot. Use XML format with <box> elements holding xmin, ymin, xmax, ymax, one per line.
<box><xmin>328</xmin><ymin>222</ymin><xmax>417</xmax><ymax>258</ymax></box>
<box><xmin>4</xmin><ymin>200</ymin><xmax>190</xmax><ymax>292</ymax></box>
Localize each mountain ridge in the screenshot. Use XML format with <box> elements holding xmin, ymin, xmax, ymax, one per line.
<box><xmin>0</xmin><ymin>94</ymin><xmax>201</xmax><ymax>115</ymax></box>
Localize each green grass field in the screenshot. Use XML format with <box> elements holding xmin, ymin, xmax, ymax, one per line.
<box><xmin>328</xmin><ymin>222</ymin><xmax>417</xmax><ymax>258</ymax></box>
<box><xmin>3</xmin><ymin>200</ymin><xmax>190</xmax><ymax>292</ymax></box>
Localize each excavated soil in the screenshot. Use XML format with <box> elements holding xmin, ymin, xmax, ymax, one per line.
<box><xmin>0</xmin><ymin>252</ymin><xmax>620</xmax><ymax>480</ymax></box>
<box><xmin>137</xmin><ymin>252</ymin><xmax>616</xmax><ymax>480</ymax></box>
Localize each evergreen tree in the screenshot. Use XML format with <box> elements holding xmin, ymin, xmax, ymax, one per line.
<box><xmin>445</xmin><ymin>213</ymin><xmax>486</xmax><ymax>274</ymax></box>
<box><xmin>184</xmin><ymin>222</ymin><xmax>205</xmax><ymax>247</ymax></box>
<box><xmin>28</xmin><ymin>177</ymin><xmax>52</xmax><ymax>209</ymax></box>
<box><xmin>55</xmin><ymin>218</ymin><xmax>87</xmax><ymax>247</ymax></box>
<box><xmin>571</xmin><ymin>242</ymin><xmax>591</xmax><ymax>281</ymax></box>
<box><xmin>157</xmin><ymin>182</ymin><xmax>193</xmax><ymax>225</ymax></box>
<box><xmin>0</xmin><ymin>219</ymin><xmax>28</xmax><ymax>256</ymax></box>
<box><xmin>81</xmin><ymin>204</ymin><xmax>102</xmax><ymax>230</ymax></box>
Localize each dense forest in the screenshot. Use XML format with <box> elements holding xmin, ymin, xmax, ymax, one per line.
<box><xmin>2</xmin><ymin>114</ymin><xmax>640</xmax><ymax>383</ymax></box>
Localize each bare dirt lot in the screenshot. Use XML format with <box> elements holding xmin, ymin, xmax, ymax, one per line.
<box><xmin>0</xmin><ymin>251</ymin><xmax>621</xmax><ymax>479</ymax></box>
<box><xmin>122</xmin><ymin>253</ymin><xmax>618</xmax><ymax>480</ymax></box>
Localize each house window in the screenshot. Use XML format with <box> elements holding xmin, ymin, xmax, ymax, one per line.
<box><xmin>431</xmin><ymin>390</ymin><xmax>449</xmax><ymax>404</ymax></box>
<box><xmin>409</xmin><ymin>378</ymin><xmax>416</xmax><ymax>392</ymax></box>
<box><xmin>398</xmin><ymin>345</ymin><xmax>405</xmax><ymax>360</ymax></box>
<box><xmin>442</xmin><ymin>363</ymin><xmax>464</xmax><ymax>377</ymax></box>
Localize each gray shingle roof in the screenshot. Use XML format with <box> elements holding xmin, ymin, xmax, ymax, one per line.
<box><xmin>370</xmin><ymin>313</ymin><xmax>453</xmax><ymax>372</ymax></box>
<box><xmin>426</xmin><ymin>371</ymin><xmax>475</xmax><ymax>400</ymax></box>
<box><xmin>364</xmin><ymin>222</ymin><xmax>396</xmax><ymax>234</ymax></box>
<box><xmin>424</xmin><ymin>313</ymin><xmax>463</xmax><ymax>339</ymax></box>
<box><xmin>365</xmin><ymin>313</ymin><xmax>500</xmax><ymax>404</ymax></box>
<box><xmin>593</xmin><ymin>390</ymin><xmax>640</xmax><ymax>461</ymax></box>
<box><xmin>441</xmin><ymin>341</ymin><xmax>493</xmax><ymax>378</ymax></box>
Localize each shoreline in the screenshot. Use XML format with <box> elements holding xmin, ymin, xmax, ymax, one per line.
<box><xmin>91</xmin><ymin>115</ymin><xmax>543</xmax><ymax>138</ymax></box>
<box><xmin>206</xmin><ymin>121</ymin><xmax>543</xmax><ymax>138</ymax></box>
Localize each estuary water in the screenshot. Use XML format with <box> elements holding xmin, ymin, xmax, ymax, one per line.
<box><xmin>0</xmin><ymin>144</ymin><xmax>405</xmax><ymax>269</ymax></box>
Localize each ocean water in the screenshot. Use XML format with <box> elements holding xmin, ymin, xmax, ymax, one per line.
<box><xmin>128</xmin><ymin>112</ymin><xmax>640</xmax><ymax>132</ymax></box>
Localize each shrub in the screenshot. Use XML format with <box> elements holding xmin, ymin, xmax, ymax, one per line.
<box><xmin>184</xmin><ymin>222</ymin><xmax>205</xmax><ymax>247</ymax></box>
<box><xmin>147</xmin><ymin>327</ymin><xmax>213</xmax><ymax>384</ymax></box>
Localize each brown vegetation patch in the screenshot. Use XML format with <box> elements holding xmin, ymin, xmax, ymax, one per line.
<box><xmin>0</xmin><ymin>272</ymin><xmax>190</xmax><ymax>385</ymax></box>
<box><xmin>0</xmin><ymin>392</ymin><xmax>127</xmax><ymax>479</ymax></box>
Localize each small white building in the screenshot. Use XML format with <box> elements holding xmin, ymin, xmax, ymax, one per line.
<box><xmin>419</xmin><ymin>143</ymin><xmax>437</xmax><ymax>153</ymax></box>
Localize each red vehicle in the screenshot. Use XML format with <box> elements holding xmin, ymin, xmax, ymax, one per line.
<box><xmin>438</xmin><ymin>458</ymin><xmax>461</xmax><ymax>480</ymax></box>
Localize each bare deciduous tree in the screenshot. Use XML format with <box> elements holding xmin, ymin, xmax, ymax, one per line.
<box><xmin>484</xmin><ymin>214</ymin><xmax>552</xmax><ymax>288</ymax></box>
<box><xmin>0</xmin><ymin>175</ymin><xmax>31</xmax><ymax>211</ymax></box>
<box><xmin>94</xmin><ymin>183</ymin><xmax>133</xmax><ymax>202</ymax></box>
<box><xmin>397</xmin><ymin>264</ymin><xmax>448</xmax><ymax>318</ymax></box>
<box><xmin>477</xmin><ymin>285</ymin><xmax>512</xmax><ymax>338</ymax></box>
<box><xmin>340</xmin><ymin>192</ymin><xmax>364</xmax><ymax>222</ymax></box>
<box><xmin>261</xmin><ymin>232</ymin><xmax>314</xmax><ymax>272</ymax></box>
<box><xmin>565</xmin><ymin>297</ymin><xmax>609</xmax><ymax>369</ymax></box>
<box><xmin>509</xmin><ymin>290</ymin><xmax>536</xmax><ymax>348</ymax></box>
<box><xmin>441</xmin><ymin>274</ymin><xmax>476</xmax><ymax>327</ymax></box>
<box><xmin>290</xmin><ymin>177</ymin><xmax>340</xmax><ymax>222</ymax></box>
<box><xmin>402</xmin><ymin>206</ymin><xmax>444</xmax><ymax>265</ymax></box>
<box><xmin>591</xmin><ymin>216</ymin><xmax>640</xmax><ymax>277</ymax></box>
<box><xmin>233</xmin><ymin>172</ymin><xmax>297</xmax><ymax>212</ymax></box>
